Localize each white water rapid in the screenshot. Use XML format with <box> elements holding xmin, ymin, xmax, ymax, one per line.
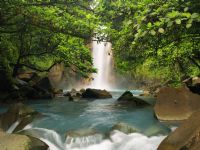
<box><xmin>20</xmin><ymin>127</ymin><xmax>166</xmax><ymax>150</ymax></box>
<box><xmin>6</xmin><ymin>120</ymin><xmax>21</xmax><ymax>133</ymax></box>
<box><xmin>89</xmin><ymin>41</ymin><xmax>114</xmax><ymax>90</ymax></box>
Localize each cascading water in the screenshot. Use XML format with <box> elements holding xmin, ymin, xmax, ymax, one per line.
<box><xmin>19</xmin><ymin>127</ymin><xmax>166</xmax><ymax>150</ymax></box>
<box><xmin>6</xmin><ymin>119</ymin><xmax>21</xmax><ymax>133</ymax></box>
<box><xmin>89</xmin><ymin>41</ymin><xmax>114</xmax><ymax>90</ymax></box>
<box><xmin>66</xmin><ymin>133</ymin><xmax>103</xmax><ymax>148</ymax></box>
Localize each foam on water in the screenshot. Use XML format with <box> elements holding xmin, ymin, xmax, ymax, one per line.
<box><xmin>66</xmin><ymin>134</ymin><xmax>103</xmax><ymax>149</ymax></box>
<box><xmin>20</xmin><ymin>127</ymin><xmax>166</xmax><ymax>150</ymax></box>
<box><xmin>73</xmin><ymin>130</ymin><xmax>166</xmax><ymax>150</ymax></box>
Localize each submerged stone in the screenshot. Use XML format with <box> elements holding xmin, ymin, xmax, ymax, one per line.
<box><xmin>111</xmin><ymin>122</ymin><xmax>139</xmax><ymax>134</ymax></box>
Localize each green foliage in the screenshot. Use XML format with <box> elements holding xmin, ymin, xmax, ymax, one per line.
<box><xmin>96</xmin><ymin>0</ymin><xmax>200</xmax><ymax>84</ymax></box>
<box><xmin>1</xmin><ymin>0</ymin><xmax>200</xmax><ymax>89</ymax></box>
<box><xmin>0</xmin><ymin>0</ymin><xmax>97</xmax><ymax>79</ymax></box>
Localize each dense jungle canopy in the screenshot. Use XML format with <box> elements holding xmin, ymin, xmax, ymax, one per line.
<box><xmin>0</xmin><ymin>0</ymin><xmax>200</xmax><ymax>91</ymax></box>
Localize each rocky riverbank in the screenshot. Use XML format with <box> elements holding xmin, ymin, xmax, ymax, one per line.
<box><xmin>0</xmin><ymin>71</ymin><xmax>54</xmax><ymax>103</ymax></box>
<box><xmin>0</xmin><ymin>103</ymin><xmax>48</xmax><ymax>150</ymax></box>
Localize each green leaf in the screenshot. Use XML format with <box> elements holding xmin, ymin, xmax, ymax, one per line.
<box><xmin>191</xmin><ymin>13</ymin><xmax>199</xmax><ymax>19</ymax></box>
<box><xmin>182</xmin><ymin>12</ymin><xmax>191</xmax><ymax>18</ymax></box>
<box><xmin>147</xmin><ymin>22</ymin><xmax>152</xmax><ymax>28</ymax></box>
<box><xmin>175</xmin><ymin>19</ymin><xmax>181</xmax><ymax>25</ymax></box>
<box><xmin>186</xmin><ymin>23</ymin><xmax>192</xmax><ymax>28</ymax></box>
<box><xmin>188</xmin><ymin>19</ymin><xmax>193</xmax><ymax>23</ymax></box>
<box><xmin>154</xmin><ymin>21</ymin><xmax>162</xmax><ymax>27</ymax></box>
<box><xmin>158</xmin><ymin>28</ymin><xmax>164</xmax><ymax>34</ymax></box>
<box><xmin>150</xmin><ymin>30</ymin><xmax>156</xmax><ymax>35</ymax></box>
<box><xmin>167</xmin><ymin>11</ymin><xmax>179</xmax><ymax>18</ymax></box>
<box><xmin>135</xmin><ymin>33</ymin><xmax>139</xmax><ymax>38</ymax></box>
<box><xmin>184</xmin><ymin>7</ymin><xmax>188</xmax><ymax>12</ymax></box>
<box><xmin>167</xmin><ymin>21</ymin><xmax>173</xmax><ymax>27</ymax></box>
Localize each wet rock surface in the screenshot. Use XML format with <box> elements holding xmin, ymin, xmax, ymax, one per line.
<box><xmin>158</xmin><ymin>110</ymin><xmax>200</xmax><ymax>150</ymax></box>
<box><xmin>117</xmin><ymin>91</ymin><xmax>150</xmax><ymax>107</ymax></box>
<box><xmin>111</xmin><ymin>122</ymin><xmax>139</xmax><ymax>134</ymax></box>
<box><xmin>0</xmin><ymin>130</ymin><xmax>48</xmax><ymax>150</ymax></box>
<box><xmin>82</xmin><ymin>88</ymin><xmax>112</xmax><ymax>99</ymax></box>
<box><xmin>0</xmin><ymin>103</ymin><xmax>41</xmax><ymax>132</ymax></box>
<box><xmin>154</xmin><ymin>87</ymin><xmax>200</xmax><ymax>121</ymax></box>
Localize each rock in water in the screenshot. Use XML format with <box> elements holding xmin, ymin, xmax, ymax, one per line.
<box><xmin>111</xmin><ymin>122</ymin><xmax>139</xmax><ymax>134</ymax></box>
<box><xmin>82</xmin><ymin>88</ymin><xmax>112</xmax><ymax>99</ymax></box>
<box><xmin>0</xmin><ymin>130</ymin><xmax>48</xmax><ymax>150</ymax></box>
<box><xmin>154</xmin><ymin>87</ymin><xmax>200</xmax><ymax>121</ymax></box>
<box><xmin>158</xmin><ymin>110</ymin><xmax>200</xmax><ymax>150</ymax></box>
<box><xmin>117</xmin><ymin>91</ymin><xmax>150</xmax><ymax>107</ymax></box>
<box><xmin>66</xmin><ymin>128</ymin><xmax>98</xmax><ymax>138</ymax></box>
<box><xmin>0</xmin><ymin>103</ymin><xmax>40</xmax><ymax>132</ymax></box>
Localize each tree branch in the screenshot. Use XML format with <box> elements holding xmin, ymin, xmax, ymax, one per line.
<box><xmin>22</xmin><ymin>1</ymin><xmax>94</xmax><ymax>12</ymax></box>
<box><xmin>30</xmin><ymin>21</ymin><xmax>91</xmax><ymax>39</ymax></box>
<box><xmin>16</xmin><ymin>62</ymin><xmax>62</xmax><ymax>72</ymax></box>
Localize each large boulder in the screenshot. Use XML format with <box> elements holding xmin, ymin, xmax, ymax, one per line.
<box><xmin>32</xmin><ymin>77</ymin><xmax>53</xmax><ymax>99</ymax></box>
<box><xmin>0</xmin><ymin>103</ymin><xmax>40</xmax><ymax>132</ymax></box>
<box><xmin>158</xmin><ymin>110</ymin><xmax>200</xmax><ymax>150</ymax></box>
<box><xmin>0</xmin><ymin>130</ymin><xmax>48</xmax><ymax>150</ymax></box>
<box><xmin>82</xmin><ymin>88</ymin><xmax>112</xmax><ymax>99</ymax></box>
<box><xmin>154</xmin><ymin>87</ymin><xmax>200</xmax><ymax>121</ymax></box>
<box><xmin>34</xmin><ymin>77</ymin><xmax>52</xmax><ymax>92</ymax></box>
<box><xmin>117</xmin><ymin>91</ymin><xmax>150</xmax><ymax>107</ymax></box>
<box><xmin>64</xmin><ymin>89</ymin><xmax>83</xmax><ymax>101</ymax></box>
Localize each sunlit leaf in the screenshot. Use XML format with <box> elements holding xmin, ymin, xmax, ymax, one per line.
<box><xmin>158</xmin><ymin>28</ymin><xmax>164</xmax><ymax>34</ymax></box>
<box><xmin>150</xmin><ymin>30</ymin><xmax>156</xmax><ymax>35</ymax></box>
<box><xmin>184</xmin><ymin>7</ymin><xmax>188</xmax><ymax>12</ymax></box>
<box><xmin>191</xmin><ymin>13</ymin><xmax>199</xmax><ymax>19</ymax></box>
<box><xmin>186</xmin><ymin>23</ymin><xmax>192</xmax><ymax>28</ymax></box>
<box><xmin>147</xmin><ymin>22</ymin><xmax>152</xmax><ymax>28</ymax></box>
<box><xmin>175</xmin><ymin>19</ymin><xmax>181</xmax><ymax>24</ymax></box>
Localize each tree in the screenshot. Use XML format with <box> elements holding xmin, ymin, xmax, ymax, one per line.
<box><xmin>0</xmin><ymin>0</ymin><xmax>98</xmax><ymax>90</ymax></box>
<box><xmin>96</xmin><ymin>0</ymin><xmax>200</xmax><ymax>84</ymax></box>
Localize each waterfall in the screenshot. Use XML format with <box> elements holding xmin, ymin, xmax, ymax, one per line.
<box><xmin>19</xmin><ymin>128</ymin><xmax>65</xmax><ymax>150</ymax></box>
<box><xmin>89</xmin><ymin>41</ymin><xmax>114</xmax><ymax>90</ymax></box>
<box><xmin>6</xmin><ymin>119</ymin><xmax>21</xmax><ymax>133</ymax></box>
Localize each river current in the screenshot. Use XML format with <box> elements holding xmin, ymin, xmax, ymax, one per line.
<box><xmin>0</xmin><ymin>90</ymin><xmax>174</xmax><ymax>150</ymax></box>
